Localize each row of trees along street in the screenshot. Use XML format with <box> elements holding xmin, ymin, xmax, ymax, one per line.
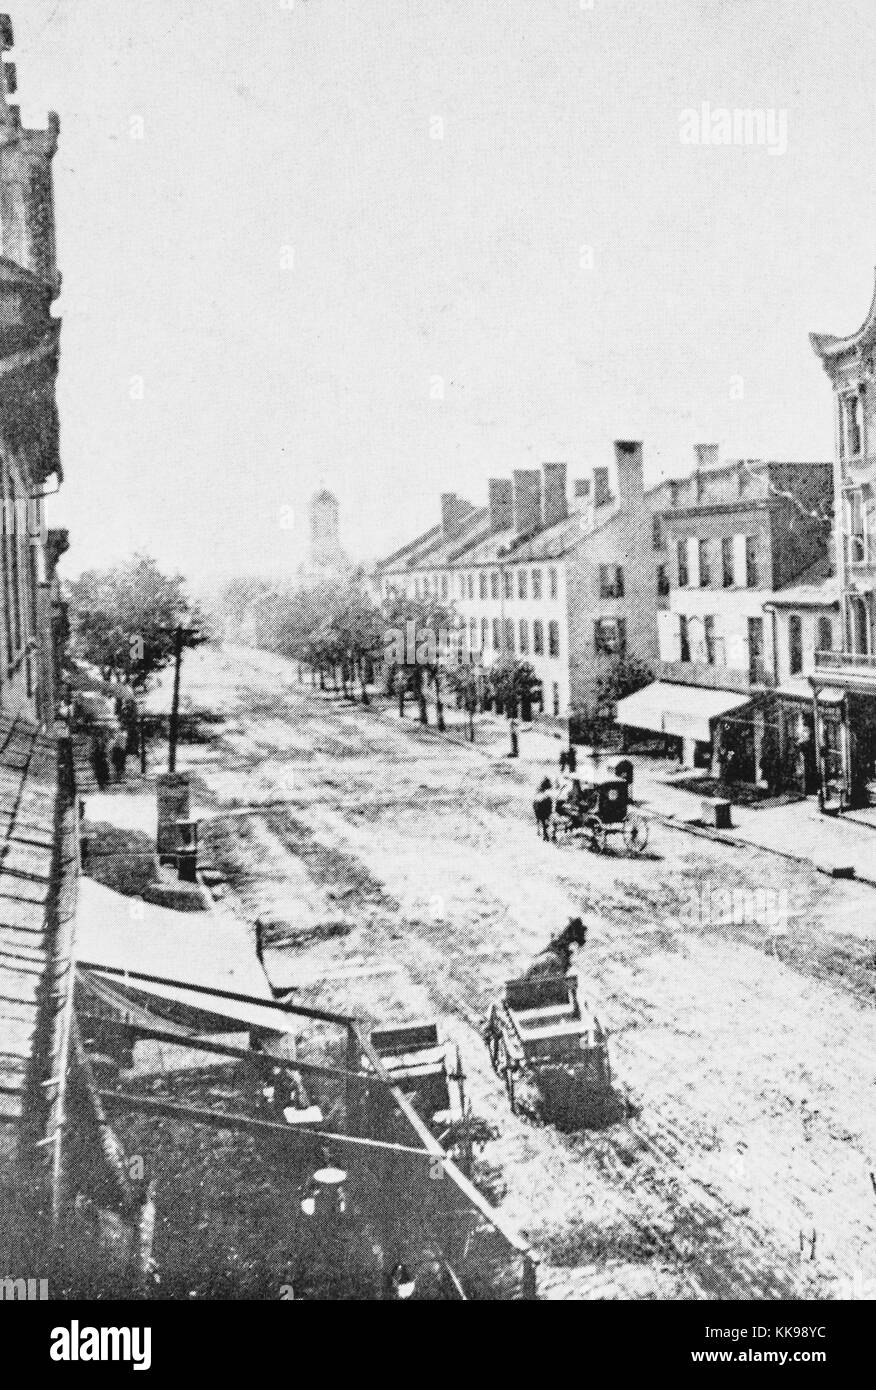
<box><xmin>216</xmin><ymin>571</ymin><xmax>547</xmax><ymax>739</ymax></box>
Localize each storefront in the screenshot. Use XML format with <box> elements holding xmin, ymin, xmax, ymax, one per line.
<box><xmin>809</xmin><ymin>682</ymin><xmax>867</xmax><ymax>812</ymax></box>
<box><xmin>616</xmin><ymin>681</ymin><xmax>753</xmax><ymax>771</ymax></box>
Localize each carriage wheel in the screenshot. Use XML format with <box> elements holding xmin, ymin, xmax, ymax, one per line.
<box><xmin>623</xmin><ymin>812</ymin><xmax>649</xmax><ymax>855</ymax></box>
<box><xmin>587</xmin><ymin>817</ymin><xmax>607</xmax><ymax>854</ymax></box>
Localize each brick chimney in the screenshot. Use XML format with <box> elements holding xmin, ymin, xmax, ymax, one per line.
<box><xmin>440</xmin><ymin>492</ymin><xmax>472</xmax><ymax>542</ymax></box>
<box><xmin>614</xmin><ymin>441</ymin><xmax>644</xmax><ymax>508</ymax></box>
<box><xmin>593</xmin><ymin>466</ymin><xmax>612</xmax><ymax>508</ymax></box>
<box><xmin>487</xmin><ymin>478</ymin><xmax>513</xmax><ymax>532</ymax></box>
<box><xmin>694</xmin><ymin>443</ymin><xmax>720</xmax><ymax>472</ymax></box>
<box><xmin>512</xmin><ymin>469</ymin><xmax>542</xmax><ymax>535</ymax></box>
<box><xmin>0</xmin><ymin>16</ymin><xmax>60</xmax><ymax>290</ymax></box>
<box><xmin>541</xmin><ymin>463</ymin><xmax>568</xmax><ymax>527</ymax></box>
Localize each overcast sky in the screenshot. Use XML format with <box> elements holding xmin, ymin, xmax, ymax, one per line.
<box><xmin>15</xmin><ymin>0</ymin><xmax>876</xmax><ymax>585</ymax></box>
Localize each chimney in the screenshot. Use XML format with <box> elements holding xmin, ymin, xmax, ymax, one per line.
<box><xmin>694</xmin><ymin>443</ymin><xmax>720</xmax><ymax>472</ymax></box>
<box><xmin>614</xmin><ymin>440</ymin><xmax>644</xmax><ymax>507</ymax></box>
<box><xmin>487</xmin><ymin>478</ymin><xmax>513</xmax><ymax>533</ymax></box>
<box><xmin>440</xmin><ymin>492</ymin><xmax>472</xmax><ymax>542</ymax></box>
<box><xmin>512</xmin><ymin>469</ymin><xmax>542</xmax><ymax>535</ymax></box>
<box><xmin>593</xmin><ymin>467</ymin><xmax>612</xmax><ymax>509</ymax></box>
<box><xmin>541</xmin><ymin>463</ymin><xmax>568</xmax><ymax>527</ymax></box>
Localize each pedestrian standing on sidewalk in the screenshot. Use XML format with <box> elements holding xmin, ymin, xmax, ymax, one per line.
<box><xmin>559</xmin><ymin>748</ymin><xmax>569</xmax><ymax>773</ymax></box>
<box><xmin>567</xmin><ymin>746</ymin><xmax>577</xmax><ymax>774</ymax></box>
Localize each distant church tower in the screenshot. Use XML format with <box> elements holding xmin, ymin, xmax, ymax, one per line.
<box><xmin>309</xmin><ymin>487</ymin><xmax>342</xmax><ymax>567</ymax></box>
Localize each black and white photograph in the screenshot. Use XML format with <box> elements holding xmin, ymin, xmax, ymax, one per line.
<box><xmin>0</xmin><ymin>0</ymin><xmax>874</xmax><ymax>1355</ymax></box>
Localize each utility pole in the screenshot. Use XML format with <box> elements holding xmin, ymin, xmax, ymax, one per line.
<box><xmin>168</xmin><ymin>625</ymin><xmax>183</xmax><ymax>773</ymax></box>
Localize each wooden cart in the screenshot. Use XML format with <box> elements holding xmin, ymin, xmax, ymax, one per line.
<box><xmin>484</xmin><ymin>973</ymin><xmax>611</xmax><ymax>1128</ymax></box>
<box><xmin>364</xmin><ymin>1022</ymin><xmax>464</xmax><ymax>1127</ymax></box>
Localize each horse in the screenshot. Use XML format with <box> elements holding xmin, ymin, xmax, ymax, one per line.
<box><xmin>524</xmin><ymin>917</ymin><xmax>588</xmax><ymax>978</ymax></box>
<box><xmin>532</xmin><ymin>779</ymin><xmax>554</xmax><ymax>841</ymax></box>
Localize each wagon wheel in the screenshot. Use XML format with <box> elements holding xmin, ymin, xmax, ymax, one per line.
<box><xmin>623</xmin><ymin>811</ymin><xmax>649</xmax><ymax>855</ymax></box>
<box><xmin>586</xmin><ymin>816</ymin><xmax>607</xmax><ymax>854</ymax></box>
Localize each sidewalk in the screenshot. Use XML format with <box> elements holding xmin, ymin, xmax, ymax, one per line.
<box><xmin>372</xmin><ymin>691</ymin><xmax>876</xmax><ymax>886</ymax></box>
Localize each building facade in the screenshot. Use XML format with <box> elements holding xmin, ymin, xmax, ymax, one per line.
<box><xmin>376</xmin><ymin>443</ymin><xmax>663</xmax><ymax>723</ymax></box>
<box><xmin>0</xmin><ymin>15</ymin><xmax>75</xmax><ymax>1269</ymax></box>
<box><xmin>811</xmin><ymin>271</ymin><xmax>876</xmax><ymax>808</ymax></box>
<box><xmin>618</xmin><ymin>449</ymin><xmax>834</xmax><ymax>790</ymax></box>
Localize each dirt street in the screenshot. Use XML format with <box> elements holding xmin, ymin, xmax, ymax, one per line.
<box><xmin>174</xmin><ymin>644</ymin><xmax>876</xmax><ymax>1301</ymax></box>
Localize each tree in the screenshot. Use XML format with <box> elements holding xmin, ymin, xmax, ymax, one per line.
<box><xmin>381</xmin><ymin>591</ymin><xmax>456</xmax><ymax>725</ymax></box>
<box><xmin>67</xmin><ymin>554</ymin><xmax>209</xmax><ymax>690</ymax></box>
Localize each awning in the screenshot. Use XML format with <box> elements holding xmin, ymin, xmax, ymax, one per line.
<box><xmin>811</xmin><ymin>686</ymin><xmax>844</xmax><ymax>705</ymax></box>
<box><xmin>616</xmin><ymin>681</ymin><xmax>751</xmax><ymax>744</ymax></box>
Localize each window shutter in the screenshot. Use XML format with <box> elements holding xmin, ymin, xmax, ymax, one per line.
<box><xmin>687</xmin><ymin>538</ymin><xmax>700</xmax><ymax>588</ymax></box>
<box><xmin>732</xmin><ymin>534</ymin><xmax>747</xmax><ymax>587</ymax></box>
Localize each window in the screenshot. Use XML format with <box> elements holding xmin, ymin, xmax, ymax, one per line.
<box><xmin>679</xmin><ymin>614</ymin><xmax>690</xmax><ymax>663</ymax></box>
<box><xmin>844</xmin><ymin>394</ymin><xmax>862</xmax><ymax>458</ymax></box>
<box><xmin>467</xmin><ymin>574</ymin><xmax>474</xmax><ymax>600</ymax></box>
<box><xmin>549</xmin><ymin>567</ymin><xmax>558</xmax><ymax>600</ymax></box>
<box><xmin>505</xmin><ymin>618</ymin><xmax>515</xmax><ymax>654</ymax></box>
<box><xmin>745</xmin><ymin>537</ymin><xmax>758</xmax><ymax>588</ymax></box>
<box><xmin>817</xmin><ymin>615</ymin><xmax>833</xmax><ymax>653</ymax></box>
<box><xmin>548</xmin><ymin>621</ymin><xmax>560</xmax><ymax>658</ymax></box>
<box><xmin>490</xmin><ymin>571</ymin><xmax>499</xmax><ymax>600</ymax></box>
<box><xmin>479</xmin><ymin>573</ymin><xmax>487</xmax><ymax>600</ymax></box>
<box><xmin>594</xmin><ymin>618</ymin><xmax>626</xmax><ymax>655</ymax></box>
<box><xmin>517</xmin><ymin>569</ymin><xmax>527</xmax><ymax>600</ymax></box>
<box><xmin>599</xmin><ymin>564</ymin><xmax>624</xmax><ymax>599</ymax></box>
<box><xmin>552</xmin><ymin>683</ymin><xmax>560</xmax><ymax>717</ymax></box>
<box><xmin>469</xmin><ymin>618</ymin><xmax>477</xmax><ymax>652</ymax></box>
<box><xmin>788</xmin><ymin>614</ymin><xmax>803</xmax><ymax>675</ymax></box>
<box><xmin>677</xmin><ymin>540</ymin><xmax>688</xmax><ymax>587</ymax></box>
<box><xmin>657</xmin><ymin>563</ymin><xmax>670</xmax><ymax>598</ymax></box>
<box><xmin>704</xmin><ymin>615</ymin><xmax>717</xmax><ymax>665</ymax></box>
<box><xmin>652</xmin><ymin>515</ymin><xmax>663</xmax><ymax>551</ymax></box>
<box><xmin>533</xmin><ymin>620</ymin><xmax>544</xmax><ymax>655</ymax></box>
<box><xmin>441</xmin><ymin>574</ymin><xmax>448</xmax><ymax>599</ymax></box>
<box><xmin>504</xmin><ymin>570</ymin><xmax>513</xmax><ymax>600</ymax></box>
<box><xmin>414</xmin><ymin>577</ymin><xmax>421</xmax><ymax>599</ymax></box>
<box><xmin>721</xmin><ymin>536</ymin><xmax>734</xmax><ymax>587</ymax></box>
<box><xmin>459</xmin><ymin>574</ymin><xmax>465</xmax><ymax>598</ymax></box>
<box><xmin>492</xmin><ymin>618</ymin><xmax>501</xmax><ymax>650</ymax></box>
<box><xmin>698</xmin><ymin>539</ymin><xmax>711</xmax><ymax>587</ymax></box>
<box><xmin>519</xmin><ymin>619</ymin><xmax>529</xmax><ymax>654</ymax></box>
<box><xmin>532</xmin><ymin>568</ymin><xmax>542</xmax><ymax>600</ymax></box>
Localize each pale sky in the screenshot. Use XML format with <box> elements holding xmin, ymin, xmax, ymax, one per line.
<box><xmin>15</xmin><ymin>0</ymin><xmax>876</xmax><ymax>585</ymax></box>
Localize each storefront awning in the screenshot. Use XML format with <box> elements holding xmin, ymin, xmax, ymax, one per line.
<box><xmin>616</xmin><ymin>681</ymin><xmax>752</xmax><ymax>744</ymax></box>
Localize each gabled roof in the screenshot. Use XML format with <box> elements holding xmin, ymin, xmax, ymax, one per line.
<box><xmin>811</xmin><ymin>268</ymin><xmax>876</xmax><ymax>361</ymax></box>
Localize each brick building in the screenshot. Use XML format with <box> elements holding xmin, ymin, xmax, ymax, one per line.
<box><xmin>618</xmin><ymin>448</ymin><xmax>834</xmax><ymax>791</ymax></box>
<box><xmin>376</xmin><ymin>442</ymin><xmax>663</xmax><ymax>723</ymax></box>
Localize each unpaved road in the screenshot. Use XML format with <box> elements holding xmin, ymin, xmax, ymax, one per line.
<box><xmin>174</xmin><ymin>644</ymin><xmax>876</xmax><ymax>1301</ymax></box>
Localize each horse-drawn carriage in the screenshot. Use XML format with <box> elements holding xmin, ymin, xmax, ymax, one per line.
<box><xmin>551</xmin><ymin>775</ymin><xmax>648</xmax><ymax>855</ymax></box>
<box><xmin>483</xmin><ymin>920</ymin><xmax>612</xmax><ymax>1129</ymax></box>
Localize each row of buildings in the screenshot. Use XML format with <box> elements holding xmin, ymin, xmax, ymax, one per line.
<box><xmin>377</xmin><ymin>279</ymin><xmax>876</xmax><ymax>813</ymax></box>
<box><xmin>0</xmin><ymin>15</ymin><xmax>76</xmax><ymax>1272</ymax></box>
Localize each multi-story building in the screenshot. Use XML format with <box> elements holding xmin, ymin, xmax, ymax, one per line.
<box><xmin>376</xmin><ymin>443</ymin><xmax>662</xmax><ymax>723</ymax></box>
<box><xmin>810</xmin><ymin>271</ymin><xmax>876</xmax><ymax>808</ymax></box>
<box><xmin>617</xmin><ymin>448</ymin><xmax>833</xmax><ymax>789</ymax></box>
<box><xmin>0</xmin><ymin>16</ymin><xmax>75</xmax><ymax>1270</ymax></box>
